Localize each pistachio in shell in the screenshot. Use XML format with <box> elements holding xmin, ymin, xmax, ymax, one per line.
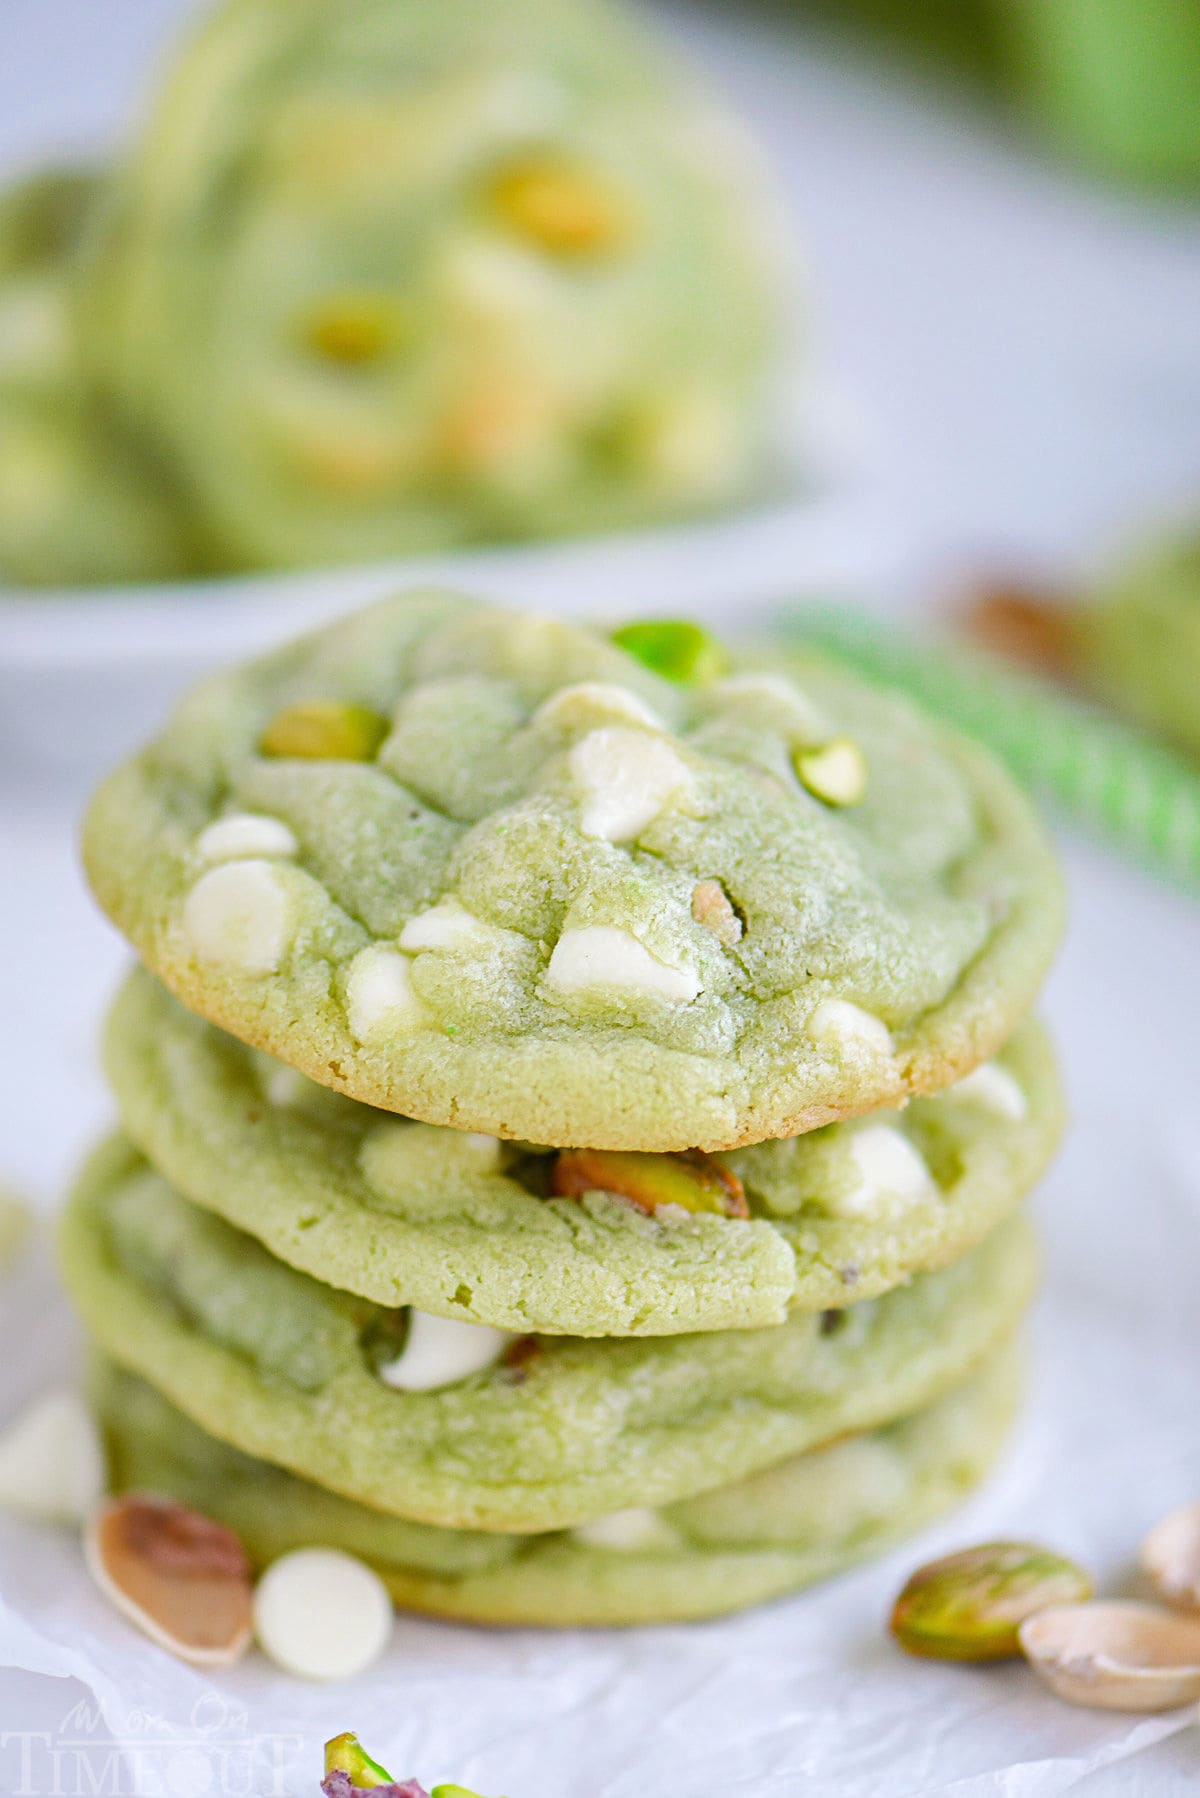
<box><xmin>550</xmin><ymin>1146</ymin><xmax>748</xmax><ymax>1219</ymax></box>
<box><xmin>1141</xmin><ymin>1501</ymin><xmax>1200</xmax><ymax>1611</ymax></box>
<box><xmin>260</xmin><ymin>700</ymin><xmax>388</xmax><ymax>761</ymax></box>
<box><xmin>890</xmin><ymin>1540</ymin><xmax>1093</xmax><ymax>1662</ymax></box>
<box><xmin>1019</xmin><ymin>1601</ymin><xmax>1200</xmax><ymax>1712</ymax></box>
<box><xmin>85</xmin><ymin>1494</ymin><xmax>253</xmax><ymax>1666</ymax></box>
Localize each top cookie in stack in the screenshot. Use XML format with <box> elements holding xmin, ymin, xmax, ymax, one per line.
<box><xmin>84</xmin><ymin>594</ymin><xmax>1061</xmax><ymax>1150</ymax></box>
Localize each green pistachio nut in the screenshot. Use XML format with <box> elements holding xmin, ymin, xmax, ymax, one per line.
<box><xmin>890</xmin><ymin>1540</ymin><xmax>1094</xmax><ymax>1662</ymax></box>
<box><xmin>794</xmin><ymin>736</ymin><xmax>868</xmax><ymax>807</ymax></box>
<box><xmin>260</xmin><ymin>700</ymin><xmax>389</xmax><ymax>761</ymax></box>
<box><xmin>550</xmin><ymin>1147</ymin><xmax>748</xmax><ymax>1219</ymax></box>
<box><xmin>611</xmin><ymin>618</ymin><xmax>729</xmax><ymax>685</ymax></box>
<box><xmin>323</xmin><ymin>1733</ymin><xmax>394</xmax><ymax>1787</ymax></box>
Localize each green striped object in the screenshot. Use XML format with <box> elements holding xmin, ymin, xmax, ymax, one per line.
<box><xmin>786</xmin><ymin>602</ymin><xmax>1200</xmax><ymax>893</ymax></box>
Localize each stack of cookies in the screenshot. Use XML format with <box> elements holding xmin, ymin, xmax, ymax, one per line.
<box><xmin>63</xmin><ymin>595</ymin><xmax>1065</xmax><ymax>1625</ymax></box>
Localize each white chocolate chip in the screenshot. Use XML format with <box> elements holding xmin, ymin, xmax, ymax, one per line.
<box><xmin>182</xmin><ymin>861</ymin><xmax>291</xmax><ymax>973</ymax></box>
<box><xmin>375</xmin><ymin>1311</ymin><xmax>512</xmax><ymax>1391</ymax></box>
<box><xmin>570</xmin><ymin>1507</ymin><xmax>680</xmax><ymax>1552</ymax></box>
<box><xmin>533</xmin><ymin>682</ymin><xmax>663</xmax><ymax>732</ymax></box>
<box><xmin>399</xmin><ymin>897</ymin><xmax>489</xmax><ymax>952</ymax></box>
<box><xmin>0</xmin><ymin>1388</ymin><xmax>105</xmax><ymax>1525</ymax></box>
<box><xmin>345</xmin><ymin>946</ymin><xmax>426</xmax><ymax>1040</ymax></box>
<box><xmin>570</xmin><ymin>727</ymin><xmax>694</xmax><ymax>842</ymax></box>
<box><xmin>253</xmin><ymin>1548</ymin><xmax>392</xmax><ymax>1681</ymax></box>
<box><xmin>463</xmin><ymin>1133</ymin><xmax>503</xmax><ymax>1164</ymax></box>
<box><xmin>264</xmin><ymin>1064</ymin><xmax>310</xmax><ymax>1108</ymax></box>
<box><xmin>639</xmin><ymin>392</ymin><xmax>740</xmax><ymax>496</ymax></box>
<box><xmin>808</xmin><ymin>998</ymin><xmax>893</xmax><ymax>1058</ymax></box>
<box><xmin>196</xmin><ymin>813</ymin><xmax>298</xmax><ymax>864</ymax></box>
<box><xmin>833</xmin><ymin>1124</ymin><xmax>935</xmax><ymax>1218</ymax></box>
<box><xmin>950</xmin><ymin>1061</ymin><xmax>1028</xmax><ymax>1121</ymax></box>
<box><xmin>546</xmin><ymin>925</ymin><xmax>700</xmax><ymax>1004</ymax></box>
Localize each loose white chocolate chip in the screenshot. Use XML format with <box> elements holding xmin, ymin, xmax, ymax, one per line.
<box><xmin>196</xmin><ymin>813</ymin><xmax>298</xmax><ymax>864</ymax></box>
<box><xmin>182</xmin><ymin>861</ymin><xmax>291</xmax><ymax>973</ymax></box>
<box><xmin>835</xmin><ymin>1125</ymin><xmax>935</xmax><ymax>1218</ymax></box>
<box><xmin>808</xmin><ymin>998</ymin><xmax>893</xmax><ymax>1057</ymax></box>
<box><xmin>533</xmin><ymin>682</ymin><xmax>662</xmax><ymax>732</ymax></box>
<box><xmin>265</xmin><ymin>1064</ymin><xmax>310</xmax><ymax>1108</ymax></box>
<box><xmin>253</xmin><ymin>1548</ymin><xmax>393</xmax><ymax>1681</ymax></box>
<box><xmin>570</xmin><ymin>726</ymin><xmax>694</xmax><ymax>842</ymax></box>
<box><xmin>399</xmin><ymin>897</ymin><xmax>489</xmax><ymax>952</ymax></box>
<box><xmin>375</xmin><ymin>1311</ymin><xmax>512</xmax><ymax>1391</ymax></box>
<box><xmin>546</xmin><ymin>925</ymin><xmax>700</xmax><ymax>1004</ymax></box>
<box><xmin>345</xmin><ymin>946</ymin><xmax>426</xmax><ymax>1040</ymax></box>
<box><xmin>951</xmin><ymin>1062</ymin><xmax>1028</xmax><ymax>1122</ymax></box>
<box><xmin>0</xmin><ymin>1388</ymin><xmax>105</xmax><ymax>1525</ymax></box>
<box><xmin>571</xmin><ymin>1507</ymin><xmax>678</xmax><ymax>1552</ymax></box>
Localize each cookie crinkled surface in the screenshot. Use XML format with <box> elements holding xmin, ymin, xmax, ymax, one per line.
<box><xmin>83</xmin><ymin>594</ymin><xmax>1065</xmax><ymax>1151</ymax></box>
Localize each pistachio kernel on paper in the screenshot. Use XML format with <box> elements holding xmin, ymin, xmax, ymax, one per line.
<box><xmin>260</xmin><ymin>700</ymin><xmax>389</xmax><ymax>760</ymax></box>
<box><xmin>611</xmin><ymin>618</ymin><xmax>729</xmax><ymax>684</ymax></box>
<box><xmin>890</xmin><ymin>1540</ymin><xmax>1093</xmax><ymax>1661</ymax></box>
<box><xmin>551</xmin><ymin>1146</ymin><xmax>748</xmax><ymax>1219</ymax></box>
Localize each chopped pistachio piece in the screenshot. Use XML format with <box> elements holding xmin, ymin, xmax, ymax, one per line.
<box><xmin>891</xmin><ymin>1541</ymin><xmax>1093</xmax><ymax>1662</ymax></box>
<box><xmin>794</xmin><ymin>736</ymin><xmax>868</xmax><ymax>807</ymax></box>
<box><xmin>302</xmin><ymin>295</ymin><xmax>405</xmax><ymax>364</ymax></box>
<box><xmin>551</xmin><ymin>1146</ymin><xmax>748</xmax><ymax>1219</ymax></box>
<box><xmin>324</xmin><ymin>1734</ymin><xmax>395</xmax><ymax>1788</ymax></box>
<box><xmin>260</xmin><ymin>700</ymin><xmax>389</xmax><ymax>761</ymax></box>
<box><xmin>691</xmin><ymin>877</ymin><xmax>743</xmax><ymax>946</ymax></box>
<box><xmin>611</xmin><ymin>618</ymin><xmax>728</xmax><ymax>685</ymax></box>
<box><xmin>488</xmin><ymin>158</ymin><xmax>629</xmax><ymax>257</ymax></box>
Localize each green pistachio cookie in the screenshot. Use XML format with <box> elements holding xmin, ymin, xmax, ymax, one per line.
<box><xmin>60</xmin><ymin>1134</ymin><xmax>1037</xmax><ymax>1532</ymax></box>
<box><xmin>83</xmin><ymin>597</ymin><xmax>1065</xmax><ymax>1151</ymax></box>
<box><xmin>0</xmin><ymin>167</ymin><xmax>191</xmax><ymax>587</ymax></box>
<box><xmin>1078</xmin><ymin>520</ymin><xmax>1200</xmax><ymax>760</ymax></box>
<box><xmin>105</xmin><ymin>967</ymin><xmax>1062</xmax><ymax>1335</ymax></box>
<box><xmin>96</xmin><ymin>1348</ymin><xmax>1019</xmax><ymax>1626</ymax></box>
<box><xmin>73</xmin><ymin>0</ymin><xmax>781</xmax><ymax>578</ymax></box>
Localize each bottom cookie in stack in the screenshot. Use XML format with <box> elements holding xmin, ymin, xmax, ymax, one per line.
<box><xmin>94</xmin><ymin>1350</ymin><xmax>1021</xmax><ymax>1627</ymax></box>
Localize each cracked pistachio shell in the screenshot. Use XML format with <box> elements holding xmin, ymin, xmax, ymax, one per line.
<box><xmin>891</xmin><ymin>1540</ymin><xmax>1093</xmax><ymax>1661</ymax></box>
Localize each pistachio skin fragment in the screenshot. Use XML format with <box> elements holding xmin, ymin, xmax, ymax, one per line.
<box><xmin>260</xmin><ymin>700</ymin><xmax>389</xmax><ymax>761</ymax></box>
<box><xmin>550</xmin><ymin>1146</ymin><xmax>748</xmax><ymax>1219</ymax></box>
<box><xmin>324</xmin><ymin>1734</ymin><xmax>395</xmax><ymax>1788</ymax></box>
<box><xmin>890</xmin><ymin>1541</ymin><xmax>1093</xmax><ymax>1662</ymax></box>
<box><xmin>691</xmin><ymin>878</ymin><xmax>743</xmax><ymax>947</ymax></box>
<box><xmin>611</xmin><ymin>619</ymin><xmax>729</xmax><ymax>685</ymax></box>
<box><xmin>794</xmin><ymin>737</ymin><xmax>868</xmax><ymax>808</ymax></box>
